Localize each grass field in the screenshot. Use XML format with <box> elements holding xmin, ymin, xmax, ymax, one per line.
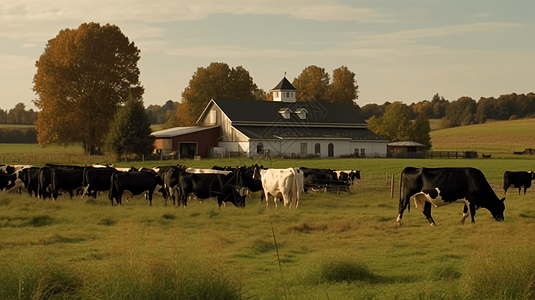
<box><xmin>1</xmin><ymin>158</ymin><xmax>535</xmax><ymax>299</ymax></box>
<box><xmin>430</xmin><ymin>118</ymin><xmax>535</xmax><ymax>155</ymax></box>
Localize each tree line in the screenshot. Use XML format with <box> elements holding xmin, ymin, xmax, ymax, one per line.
<box><xmin>0</xmin><ymin>103</ymin><xmax>38</xmax><ymax>124</ymax></box>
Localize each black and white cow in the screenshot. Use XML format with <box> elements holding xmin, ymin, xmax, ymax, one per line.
<box><xmin>156</xmin><ymin>165</ymin><xmax>186</xmax><ymax>206</ymax></box>
<box><xmin>177</xmin><ymin>168</ymin><xmax>248</xmax><ymax>208</ymax></box>
<box><xmin>398</xmin><ymin>167</ymin><xmax>505</xmax><ymax>226</ymax></box>
<box><xmin>0</xmin><ymin>173</ymin><xmax>17</xmax><ymax>191</ymax></box>
<box><xmin>17</xmin><ymin>167</ymin><xmax>40</xmax><ymax>197</ymax></box>
<box><xmin>108</xmin><ymin>170</ymin><xmax>164</xmax><ymax>206</ymax></box>
<box><xmin>503</xmin><ymin>171</ymin><xmax>535</xmax><ymax>195</ymax></box>
<box><xmin>81</xmin><ymin>166</ymin><xmax>117</xmax><ymax>198</ymax></box>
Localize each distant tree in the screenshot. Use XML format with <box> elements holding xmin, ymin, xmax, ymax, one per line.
<box><xmin>105</xmin><ymin>95</ymin><xmax>154</xmax><ymax>159</ymax></box>
<box><xmin>367</xmin><ymin>102</ymin><xmax>413</xmax><ymax>142</ymax></box>
<box><xmin>33</xmin><ymin>22</ymin><xmax>143</xmax><ymax>154</ymax></box>
<box><xmin>254</xmin><ymin>89</ymin><xmax>268</xmax><ymax>101</ymax></box>
<box><xmin>292</xmin><ymin>65</ymin><xmax>330</xmax><ymax>102</ymax></box>
<box><xmin>411</xmin><ymin>112</ymin><xmax>432</xmax><ymax>149</ymax></box>
<box><xmin>179</xmin><ymin>62</ymin><xmax>258</xmax><ymax>126</ymax></box>
<box><xmin>327</xmin><ymin>66</ymin><xmax>359</xmax><ymax>104</ymax></box>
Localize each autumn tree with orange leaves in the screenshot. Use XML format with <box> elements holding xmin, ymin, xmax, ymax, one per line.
<box><xmin>33</xmin><ymin>22</ymin><xmax>143</xmax><ymax>154</ymax></box>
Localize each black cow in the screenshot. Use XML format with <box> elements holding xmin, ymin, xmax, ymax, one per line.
<box><xmin>0</xmin><ymin>173</ymin><xmax>17</xmax><ymax>191</ymax></box>
<box><xmin>157</xmin><ymin>166</ymin><xmax>186</xmax><ymax>206</ymax></box>
<box><xmin>81</xmin><ymin>166</ymin><xmax>117</xmax><ymax>198</ymax></box>
<box><xmin>300</xmin><ymin>167</ymin><xmax>349</xmax><ymax>193</ymax></box>
<box><xmin>503</xmin><ymin>171</ymin><xmax>535</xmax><ymax>195</ymax></box>
<box><xmin>38</xmin><ymin>165</ymin><xmax>84</xmax><ymax>199</ymax></box>
<box><xmin>398</xmin><ymin>167</ymin><xmax>505</xmax><ymax>226</ymax></box>
<box><xmin>108</xmin><ymin>170</ymin><xmax>164</xmax><ymax>206</ymax></box>
<box><xmin>177</xmin><ymin>168</ymin><xmax>248</xmax><ymax>208</ymax></box>
<box><xmin>51</xmin><ymin>168</ymin><xmax>84</xmax><ymax>200</ymax></box>
<box><xmin>17</xmin><ymin>167</ymin><xmax>40</xmax><ymax>197</ymax></box>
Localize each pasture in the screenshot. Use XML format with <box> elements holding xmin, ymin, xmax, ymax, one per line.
<box><xmin>1</xmin><ymin>158</ymin><xmax>535</xmax><ymax>299</ymax></box>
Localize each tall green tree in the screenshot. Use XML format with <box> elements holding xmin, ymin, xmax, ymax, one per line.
<box><xmin>411</xmin><ymin>112</ymin><xmax>432</xmax><ymax>149</ymax></box>
<box><xmin>292</xmin><ymin>65</ymin><xmax>330</xmax><ymax>102</ymax></box>
<box><xmin>33</xmin><ymin>22</ymin><xmax>143</xmax><ymax>154</ymax></box>
<box><xmin>105</xmin><ymin>95</ymin><xmax>154</xmax><ymax>159</ymax></box>
<box><xmin>327</xmin><ymin>66</ymin><xmax>359</xmax><ymax>104</ymax></box>
<box><xmin>178</xmin><ymin>62</ymin><xmax>258</xmax><ymax>126</ymax></box>
<box><xmin>367</xmin><ymin>102</ymin><xmax>416</xmax><ymax>142</ymax></box>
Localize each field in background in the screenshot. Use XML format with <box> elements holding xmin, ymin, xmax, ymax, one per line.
<box><xmin>0</xmin><ymin>158</ymin><xmax>534</xmax><ymax>299</ymax></box>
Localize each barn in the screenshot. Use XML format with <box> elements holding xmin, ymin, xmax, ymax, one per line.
<box><xmin>151</xmin><ymin>126</ymin><xmax>219</xmax><ymax>159</ymax></box>
<box><xmin>152</xmin><ymin>77</ymin><xmax>389</xmax><ymax>159</ymax></box>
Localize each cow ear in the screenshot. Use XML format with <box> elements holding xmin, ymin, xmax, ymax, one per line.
<box><xmin>501</xmin><ymin>197</ymin><xmax>505</xmax><ymax>202</ymax></box>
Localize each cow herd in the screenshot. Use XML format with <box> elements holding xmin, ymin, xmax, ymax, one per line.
<box><xmin>3</xmin><ymin>163</ymin><xmax>535</xmax><ymax>226</ymax></box>
<box><xmin>0</xmin><ymin>163</ymin><xmax>360</xmax><ymax>210</ymax></box>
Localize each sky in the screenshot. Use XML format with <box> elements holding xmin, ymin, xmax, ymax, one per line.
<box><xmin>1</xmin><ymin>0</ymin><xmax>533</xmax><ymax>111</ymax></box>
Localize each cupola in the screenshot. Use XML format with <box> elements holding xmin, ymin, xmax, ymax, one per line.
<box><xmin>271</xmin><ymin>76</ymin><xmax>297</xmax><ymax>102</ymax></box>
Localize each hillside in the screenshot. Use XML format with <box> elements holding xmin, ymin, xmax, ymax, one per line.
<box><xmin>430</xmin><ymin>118</ymin><xmax>535</xmax><ymax>154</ymax></box>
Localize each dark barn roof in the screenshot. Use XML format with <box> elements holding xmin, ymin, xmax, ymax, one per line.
<box><xmin>209</xmin><ymin>99</ymin><xmax>366</xmax><ymax>125</ymax></box>
<box><xmin>234</xmin><ymin>125</ymin><xmax>387</xmax><ymax>141</ymax></box>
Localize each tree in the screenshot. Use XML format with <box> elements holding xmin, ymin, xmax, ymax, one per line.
<box><xmin>105</xmin><ymin>95</ymin><xmax>154</xmax><ymax>159</ymax></box>
<box><xmin>178</xmin><ymin>62</ymin><xmax>258</xmax><ymax>126</ymax></box>
<box><xmin>327</xmin><ymin>66</ymin><xmax>359</xmax><ymax>104</ymax></box>
<box><xmin>33</xmin><ymin>22</ymin><xmax>143</xmax><ymax>154</ymax></box>
<box><xmin>367</xmin><ymin>102</ymin><xmax>413</xmax><ymax>142</ymax></box>
<box><xmin>411</xmin><ymin>113</ymin><xmax>432</xmax><ymax>149</ymax></box>
<box><xmin>292</xmin><ymin>65</ymin><xmax>330</xmax><ymax>102</ymax></box>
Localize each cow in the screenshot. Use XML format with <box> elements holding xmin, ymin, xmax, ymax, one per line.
<box><xmin>253</xmin><ymin>167</ymin><xmax>301</xmax><ymax>209</ymax></box>
<box><xmin>108</xmin><ymin>170</ymin><xmax>164</xmax><ymax>206</ymax></box>
<box><xmin>300</xmin><ymin>167</ymin><xmax>350</xmax><ymax>193</ymax></box>
<box><xmin>177</xmin><ymin>168</ymin><xmax>248</xmax><ymax>208</ymax></box>
<box><xmin>81</xmin><ymin>166</ymin><xmax>118</xmax><ymax>198</ymax></box>
<box><xmin>51</xmin><ymin>168</ymin><xmax>84</xmax><ymax>200</ymax></box>
<box><xmin>0</xmin><ymin>173</ymin><xmax>17</xmax><ymax>191</ymax></box>
<box><xmin>17</xmin><ymin>167</ymin><xmax>40</xmax><ymax>197</ymax></box>
<box><xmin>157</xmin><ymin>165</ymin><xmax>186</xmax><ymax>205</ymax></box>
<box><xmin>397</xmin><ymin>167</ymin><xmax>505</xmax><ymax>226</ymax></box>
<box><xmin>38</xmin><ymin>165</ymin><xmax>84</xmax><ymax>199</ymax></box>
<box><xmin>503</xmin><ymin>171</ymin><xmax>535</xmax><ymax>195</ymax></box>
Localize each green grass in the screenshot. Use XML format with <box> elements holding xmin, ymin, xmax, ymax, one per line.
<box><xmin>431</xmin><ymin>118</ymin><xmax>535</xmax><ymax>155</ymax></box>
<box><xmin>1</xmin><ymin>158</ymin><xmax>535</xmax><ymax>299</ymax></box>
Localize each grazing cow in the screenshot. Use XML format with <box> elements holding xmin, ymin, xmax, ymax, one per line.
<box><xmin>108</xmin><ymin>170</ymin><xmax>164</xmax><ymax>206</ymax></box>
<box><xmin>398</xmin><ymin>167</ymin><xmax>505</xmax><ymax>226</ymax></box>
<box><xmin>38</xmin><ymin>165</ymin><xmax>84</xmax><ymax>199</ymax></box>
<box><xmin>154</xmin><ymin>166</ymin><xmax>186</xmax><ymax>205</ymax></box>
<box><xmin>177</xmin><ymin>168</ymin><xmax>248</xmax><ymax>208</ymax></box>
<box><xmin>51</xmin><ymin>168</ymin><xmax>84</xmax><ymax>200</ymax></box>
<box><xmin>253</xmin><ymin>167</ymin><xmax>301</xmax><ymax>209</ymax></box>
<box><xmin>0</xmin><ymin>165</ymin><xmax>15</xmax><ymax>174</ymax></box>
<box><xmin>17</xmin><ymin>167</ymin><xmax>40</xmax><ymax>197</ymax></box>
<box><xmin>81</xmin><ymin>166</ymin><xmax>118</xmax><ymax>198</ymax></box>
<box><xmin>300</xmin><ymin>167</ymin><xmax>350</xmax><ymax>193</ymax></box>
<box><xmin>503</xmin><ymin>171</ymin><xmax>535</xmax><ymax>195</ymax></box>
<box><xmin>0</xmin><ymin>173</ymin><xmax>17</xmax><ymax>191</ymax></box>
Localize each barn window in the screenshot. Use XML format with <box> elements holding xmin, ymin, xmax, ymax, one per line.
<box><xmin>209</xmin><ymin>109</ymin><xmax>217</xmax><ymax>124</ymax></box>
<box><xmin>360</xmin><ymin>148</ymin><xmax>365</xmax><ymax>157</ymax></box>
<box><xmin>315</xmin><ymin>143</ymin><xmax>321</xmax><ymax>155</ymax></box>
<box><xmin>286</xmin><ymin>92</ymin><xmax>290</xmax><ymax>98</ymax></box>
<box><xmin>328</xmin><ymin>143</ymin><xmax>334</xmax><ymax>157</ymax></box>
<box><xmin>257</xmin><ymin>142</ymin><xmax>264</xmax><ymax>154</ymax></box>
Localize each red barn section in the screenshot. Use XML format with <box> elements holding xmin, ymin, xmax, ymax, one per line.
<box><xmin>151</xmin><ymin>126</ymin><xmax>219</xmax><ymax>159</ymax></box>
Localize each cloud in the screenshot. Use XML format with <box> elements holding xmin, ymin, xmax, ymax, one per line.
<box><xmin>0</xmin><ymin>0</ymin><xmax>379</xmax><ymax>41</ymax></box>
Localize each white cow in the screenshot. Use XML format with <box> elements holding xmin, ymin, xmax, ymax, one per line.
<box><xmin>254</xmin><ymin>167</ymin><xmax>301</xmax><ymax>209</ymax></box>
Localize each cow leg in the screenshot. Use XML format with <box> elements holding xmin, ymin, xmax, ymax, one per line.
<box><xmin>460</xmin><ymin>204</ymin><xmax>470</xmax><ymax>224</ymax></box>
<box><xmin>518</xmin><ymin>188</ymin><xmax>521</xmax><ymax>195</ymax></box>
<box><xmin>422</xmin><ymin>202</ymin><xmax>435</xmax><ymax>226</ymax></box>
<box><xmin>264</xmin><ymin>190</ymin><xmax>270</xmax><ymax>207</ymax></box>
<box><xmin>469</xmin><ymin>203</ymin><xmax>477</xmax><ymax>223</ymax></box>
<box><xmin>524</xmin><ymin>187</ymin><xmax>527</xmax><ymax>195</ymax></box>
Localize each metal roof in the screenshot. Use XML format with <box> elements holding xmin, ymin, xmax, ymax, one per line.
<box><xmin>151</xmin><ymin>126</ymin><xmax>218</xmax><ymax>138</ymax></box>
<box><xmin>387</xmin><ymin>141</ymin><xmax>426</xmax><ymax>147</ymax></box>
<box><xmin>234</xmin><ymin>125</ymin><xmax>389</xmax><ymax>141</ymax></box>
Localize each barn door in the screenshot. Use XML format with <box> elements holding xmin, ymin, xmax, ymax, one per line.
<box><xmin>300</xmin><ymin>143</ymin><xmax>307</xmax><ymax>158</ymax></box>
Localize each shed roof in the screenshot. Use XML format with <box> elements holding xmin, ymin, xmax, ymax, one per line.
<box><xmin>151</xmin><ymin>126</ymin><xmax>218</xmax><ymax>138</ymax></box>
<box><xmin>387</xmin><ymin>141</ymin><xmax>426</xmax><ymax>147</ymax></box>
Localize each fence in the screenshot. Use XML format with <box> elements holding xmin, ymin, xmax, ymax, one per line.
<box><xmin>425</xmin><ymin>151</ymin><xmax>478</xmax><ymax>159</ymax></box>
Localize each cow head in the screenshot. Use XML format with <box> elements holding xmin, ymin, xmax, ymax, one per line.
<box><xmin>491</xmin><ymin>197</ymin><xmax>506</xmax><ymax>222</ymax></box>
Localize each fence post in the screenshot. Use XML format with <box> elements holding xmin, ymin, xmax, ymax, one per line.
<box><xmin>390</xmin><ymin>174</ymin><xmax>395</xmax><ymax>198</ymax></box>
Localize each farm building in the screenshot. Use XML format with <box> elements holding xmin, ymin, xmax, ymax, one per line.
<box><xmin>387</xmin><ymin>141</ymin><xmax>427</xmax><ymax>158</ymax></box>
<box><xmin>151</xmin><ymin>77</ymin><xmax>389</xmax><ymax>159</ymax></box>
